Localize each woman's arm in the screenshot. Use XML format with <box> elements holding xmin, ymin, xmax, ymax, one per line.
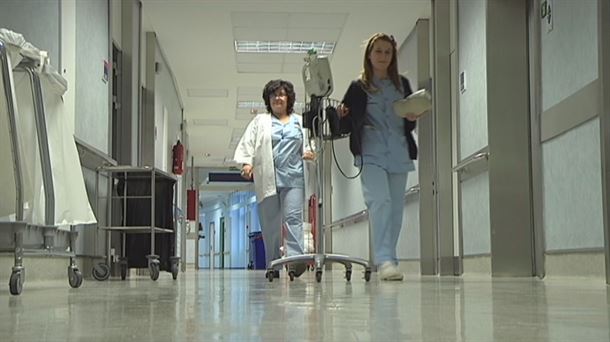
<box><xmin>339</xmin><ymin>81</ymin><xmax>361</xmax><ymax>134</ymax></box>
<box><xmin>233</xmin><ymin>116</ymin><xmax>258</xmax><ymax>166</ymax></box>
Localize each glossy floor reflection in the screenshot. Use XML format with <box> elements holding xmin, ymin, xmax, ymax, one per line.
<box><xmin>1</xmin><ymin>270</ymin><xmax>609</xmax><ymax>341</ymax></box>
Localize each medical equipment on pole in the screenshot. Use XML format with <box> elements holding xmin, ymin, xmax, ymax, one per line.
<box><xmin>302</xmin><ymin>49</ymin><xmax>333</xmax><ymax>98</ymax></box>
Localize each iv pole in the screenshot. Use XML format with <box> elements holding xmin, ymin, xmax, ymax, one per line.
<box><xmin>266</xmin><ymin>51</ymin><xmax>371</xmax><ymax>283</ymax></box>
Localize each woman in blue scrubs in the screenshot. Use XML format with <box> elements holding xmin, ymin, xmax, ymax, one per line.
<box><xmin>338</xmin><ymin>33</ymin><xmax>419</xmax><ymax>281</ymax></box>
<box><xmin>234</xmin><ymin>79</ymin><xmax>314</xmax><ymax>278</ymax></box>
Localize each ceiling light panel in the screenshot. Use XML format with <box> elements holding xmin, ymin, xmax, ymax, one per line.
<box><xmin>236</xmin><ymin>100</ymin><xmax>305</xmax><ymax>112</ymax></box>
<box><xmin>237</xmin><ymin>101</ymin><xmax>266</xmax><ymax>110</ymax></box>
<box><xmin>235</xmin><ymin>40</ymin><xmax>336</xmax><ymax>55</ymax></box>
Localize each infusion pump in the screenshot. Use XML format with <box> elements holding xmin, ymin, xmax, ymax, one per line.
<box><xmin>302</xmin><ymin>51</ymin><xmax>333</xmax><ymax>98</ymax></box>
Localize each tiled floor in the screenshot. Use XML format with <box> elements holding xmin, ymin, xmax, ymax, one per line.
<box><xmin>1</xmin><ymin>269</ymin><xmax>609</xmax><ymax>341</ymax></box>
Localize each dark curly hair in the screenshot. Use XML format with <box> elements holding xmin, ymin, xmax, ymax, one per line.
<box><xmin>262</xmin><ymin>79</ymin><xmax>296</xmax><ymax>115</ymax></box>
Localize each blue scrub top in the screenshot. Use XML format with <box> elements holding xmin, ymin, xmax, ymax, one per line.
<box><xmin>271</xmin><ymin>114</ymin><xmax>305</xmax><ymax>188</ymax></box>
<box><xmin>355</xmin><ymin>77</ymin><xmax>415</xmax><ymax>173</ymax></box>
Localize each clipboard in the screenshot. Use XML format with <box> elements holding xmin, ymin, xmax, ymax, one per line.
<box><xmin>393</xmin><ymin>89</ymin><xmax>432</xmax><ymax>118</ymax></box>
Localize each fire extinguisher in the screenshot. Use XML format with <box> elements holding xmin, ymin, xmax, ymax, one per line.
<box><xmin>172</xmin><ymin>140</ymin><xmax>184</xmax><ymax>175</ymax></box>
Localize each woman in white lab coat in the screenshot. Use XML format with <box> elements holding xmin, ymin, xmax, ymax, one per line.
<box><xmin>234</xmin><ymin>79</ymin><xmax>314</xmax><ymax>278</ymax></box>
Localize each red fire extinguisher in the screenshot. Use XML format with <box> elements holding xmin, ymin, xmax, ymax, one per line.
<box><xmin>172</xmin><ymin>140</ymin><xmax>184</xmax><ymax>175</ymax></box>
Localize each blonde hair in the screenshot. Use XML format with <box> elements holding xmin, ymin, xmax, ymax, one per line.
<box><xmin>359</xmin><ymin>33</ymin><xmax>402</xmax><ymax>93</ymax></box>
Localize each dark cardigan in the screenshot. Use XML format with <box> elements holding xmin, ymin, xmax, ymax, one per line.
<box><xmin>339</xmin><ymin>76</ymin><xmax>418</xmax><ymax>160</ymax></box>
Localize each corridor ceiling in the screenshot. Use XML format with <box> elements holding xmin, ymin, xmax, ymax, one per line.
<box><xmin>140</xmin><ymin>0</ymin><xmax>431</xmax><ymax>168</ymax></box>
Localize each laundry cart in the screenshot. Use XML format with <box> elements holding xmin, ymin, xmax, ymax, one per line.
<box><xmin>94</xmin><ymin>166</ymin><xmax>180</xmax><ymax>281</ymax></box>
<box><xmin>0</xmin><ymin>29</ymin><xmax>96</xmax><ymax>295</ymax></box>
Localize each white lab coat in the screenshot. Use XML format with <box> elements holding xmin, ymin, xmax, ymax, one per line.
<box><xmin>233</xmin><ymin>113</ymin><xmax>315</xmax><ymax>203</ymax></box>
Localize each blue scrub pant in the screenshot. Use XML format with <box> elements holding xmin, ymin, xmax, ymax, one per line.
<box><xmin>257</xmin><ymin>187</ymin><xmax>305</xmax><ymax>267</ymax></box>
<box><xmin>360</xmin><ymin>164</ymin><xmax>408</xmax><ymax>266</ymax></box>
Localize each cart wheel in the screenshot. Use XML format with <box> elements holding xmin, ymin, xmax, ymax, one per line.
<box><xmin>364</xmin><ymin>270</ymin><xmax>371</xmax><ymax>282</ymax></box>
<box><xmin>288</xmin><ymin>271</ymin><xmax>295</xmax><ymax>282</ymax></box>
<box><xmin>345</xmin><ymin>270</ymin><xmax>352</xmax><ymax>282</ymax></box>
<box><xmin>9</xmin><ymin>271</ymin><xmax>23</xmax><ymax>296</ymax></box>
<box><xmin>120</xmin><ymin>263</ymin><xmax>128</xmax><ymax>280</ymax></box>
<box><xmin>171</xmin><ymin>263</ymin><xmax>179</xmax><ymax>280</ymax></box>
<box><xmin>76</xmin><ymin>270</ymin><xmax>84</xmax><ymax>288</ymax></box>
<box><xmin>68</xmin><ymin>268</ymin><xmax>83</xmax><ymax>288</ymax></box>
<box><xmin>266</xmin><ymin>270</ymin><xmax>274</xmax><ymax>282</ymax></box>
<box><xmin>92</xmin><ymin>263</ymin><xmax>110</xmax><ymax>281</ymax></box>
<box><xmin>315</xmin><ymin>270</ymin><xmax>322</xmax><ymax>283</ymax></box>
<box><xmin>149</xmin><ymin>262</ymin><xmax>160</xmax><ymax>281</ymax></box>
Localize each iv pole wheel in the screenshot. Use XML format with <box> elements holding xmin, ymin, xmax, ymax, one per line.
<box><xmin>92</xmin><ymin>262</ymin><xmax>110</xmax><ymax>281</ymax></box>
<box><xmin>149</xmin><ymin>261</ymin><xmax>160</xmax><ymax>281</ymax></box>
<box><xmin>68</xmin><ymin>267</ymin><xmax>83</xmax><ymax>288</ymax></box>
<box><xmin>266</xmin><ymin>269</ymin><xmax>275</xmax><ymax>282</ymax></box>
<box><xmin>9</xmin><ymin>271</ymin><xmax>23</xmax><ymax>295</ymax></box>
<box><xmin>315</xmin><ymin>270</ymin><xmax>322</xmax><ymax>283</ymax></box>
<box><xmin>120</xmin><ymin>260</ymin><xmax>128</xmax><ymax>280</ymax></box>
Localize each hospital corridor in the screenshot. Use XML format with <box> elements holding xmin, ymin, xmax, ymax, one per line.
<box><xmin>1</xmin><ymin>0</ymin><xmax>610</xmax><ymax>341</ymax></box>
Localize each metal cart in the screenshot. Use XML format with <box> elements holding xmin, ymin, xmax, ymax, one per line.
<box><xmin>93</xmin><ymin>165</ymin><xmax>180</xmax><ymax>281</ymax></box>
<box><xmin>0</xmin><ymin>37</ymin><xmax>84</xmax><ymax>295</ymax></box>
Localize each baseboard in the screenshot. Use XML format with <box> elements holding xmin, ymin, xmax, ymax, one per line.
<box><xmin>462</xmin><ymin>255</ymin><xmax>492</xmax><ymax>275</ymax></box>
<box><xmin>544</xmin><ymin>251</ymin><xmax>605</xmax><ymax>278</ymax></box>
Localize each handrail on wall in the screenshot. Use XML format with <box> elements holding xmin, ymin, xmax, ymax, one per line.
<box><xmin>326</xmin><ymin>210</ymin><xmax>368</xmax><ymax>230</ymax></box>
<box><xmin>327</xmin><ymin>184</ymin><xmax>421</xmax><ymax>230</ymax></box>
<box><xmin>453</xmin><ymin>150</ymin><xmax>490</xmax><ymax>173</ymax></box>
<box><xmin>405</xmin><ymin>185</ymin><xmax>420</xmax><ymax>199</ymax></box>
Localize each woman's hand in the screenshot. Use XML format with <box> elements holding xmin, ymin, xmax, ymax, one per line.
<box><xmin>241</xmin><ymin>164</ymin><xmax>253</xmax><ymax>180</ymax></box>
<box><xmin>405</xmin><ymin>113</ymin><xmax>418</xmax><ymax>122</ymax></box>
<box><xmin>303</xmin><ymin>150</ymin><xmax>316</xmax><ymax>161</ymax></box>
<box><xmin>337</xmin><ymin>103</ymin><xmax>350</xmax><ymax>118</ymax></box>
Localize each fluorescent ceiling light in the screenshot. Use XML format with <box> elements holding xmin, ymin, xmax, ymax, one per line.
<box><xmin>235</xmin><ymin>40</ymin><xmax>335</xmax><ymax>55</ymax></box>
<box><xmin>237</xmin><ymin>101</ymin><xmax>305</xmax><ymax>112</ymax></box>
<box><xmin>237</xmin><ymin>101</ymin><xmax>266</xmax><ymax>110</ymax></box>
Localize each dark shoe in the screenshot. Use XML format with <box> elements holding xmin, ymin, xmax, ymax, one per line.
<box><xmin>293</xmin><ymin>263</ymin><xmax>307</xmax><ymax>278</ymax></box>
<box><xmin>265</xmin><ymin>269</ymin><xmax>280</xmax><ymax>279</ymax></box>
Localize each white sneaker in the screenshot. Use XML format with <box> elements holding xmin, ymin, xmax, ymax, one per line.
<box><xmin>378</xmin><ymin>261</ymin><xmax>404</xmax><ymax>281</ymax></box>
